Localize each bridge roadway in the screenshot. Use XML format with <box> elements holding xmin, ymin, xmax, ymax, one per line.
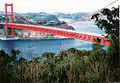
<box><xmin>0</xmin><ymin>23</ymin><xmax>110</xmax><ymax>46</ymax></box>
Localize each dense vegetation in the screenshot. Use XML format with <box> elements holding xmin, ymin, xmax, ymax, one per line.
<box><xmin>91</xmin><ymin>7</ymin><xmax>119</xmax><ymax>78</ymax></box>
<box><xmin>0</xmin><ymin>7</ymin><xmax>119</xmax><ymax>83</ymax></box>
<box><xmin>0</xmin><ymin>44</ymin><xmax>119</xmax><ymax>83</ymax></box>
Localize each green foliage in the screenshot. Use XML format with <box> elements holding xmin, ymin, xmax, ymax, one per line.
<box><xmin>0</xmin><ymin>7</ymin><xmax>119</xmax><ymax>82</ymax></box>
<box><xmin>67</xmin><ymin>48</ymin><xmax>79</xmax><ymax>54</ymax></box>
<box><xmin>91</xmin><ymin>44</ymin><xmax>106</xmax><ymax>59</ymax></box>
<box><xmin>0</xmin><ymin>7</ymin><xmax>119</xmax><ymax>83</ymax></box>
<box><xmin>88</xmin><ymin>76</ymin><xmax>103</xmax><ymax>83</ymax></box>
<box><xmin>91</xmin><ymin>7</ymin><xmax>119</xmax><ymax>37</ymax></box>
<box><xmin>91</xmin><ymin>7</ymin><xmax>119</xmax><ymax>54</ymax></box>
<box><xmin>92</xmin><ymin>6</ymin><xmax>119</xmax><ymax>82</ymax></box>
<box><xmin>1</xmin><ymin>45</ymin><xmax>117</xmax><ymax>83</ymax></box>
<box><xmin>0</xmin><ymin>49</ymin><xmax>21</xmax><ymax>83</ymax></box>
<box><xmin>41</xmin><ymin>52</ymin><xmax>55</xmax><ymax>59</ymax></box>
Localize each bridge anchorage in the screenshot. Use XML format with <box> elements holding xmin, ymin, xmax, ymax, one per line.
<box><xmin>4</xmin><ymin>3</ymin><xmax>111</xmax><ymax>46</ymax></box>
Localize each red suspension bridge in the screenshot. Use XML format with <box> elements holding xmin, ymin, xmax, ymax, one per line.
<box><xmin>1</xmin><ymin>2</ymin><xmax>117</xmax><ymax>46</ymax></box>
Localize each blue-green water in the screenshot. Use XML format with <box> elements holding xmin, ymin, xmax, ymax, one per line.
<box><xmin>0</xmin><ymin>39</ymin><xmax>94</xmax><ymax>59</ymax></box>
<box><xmin>0</xmin><ymin>21</ymin><xmax>106</xmax><ymax>59</ymax></box>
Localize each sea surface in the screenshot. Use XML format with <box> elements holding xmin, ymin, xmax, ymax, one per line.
<box><xmin>0</xmin><ymin>21</ymin><xmax>106</xmax><ymax>59</ymax></box>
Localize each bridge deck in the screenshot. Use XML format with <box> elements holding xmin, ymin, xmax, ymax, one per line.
<box><xmin>0</xmin><ymin>23</ymin><xmax>110</xmax><ymax>46</ymax></box>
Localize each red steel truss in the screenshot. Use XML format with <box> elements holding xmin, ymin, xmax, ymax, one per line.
<box><xmin>4</xmin><ymin>3</ymin><xmax>111</xmax><ymax>46</ymax></box>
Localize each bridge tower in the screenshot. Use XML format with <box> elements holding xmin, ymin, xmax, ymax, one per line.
<box><xmin>5</xmin><ymin>3</ymin><xmax>14</xmax><ymax>37</ymax></box>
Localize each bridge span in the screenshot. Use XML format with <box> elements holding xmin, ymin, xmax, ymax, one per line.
<box><xmin>0</xmin><ymin>3</ymin><xmax>111</xmax><ymax>46</ymax></box>
<box><xmin>0</xmin><ymin>23</ymin><xmax>110</xmax><ymax>46</ymax></box>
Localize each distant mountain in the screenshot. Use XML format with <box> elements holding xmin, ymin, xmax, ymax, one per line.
<box><xmin>0</xmin><ymin>11</ymin><xmax>89</xmax><ymax>23</ymax></box>
<box><xmin>54</xmin><ymin>12</ymin><xmax>89</xmax><ymax>20</ymax></box>
<box><xmin>32</xmin><ymin>14</ymin><xmax>60</xmax><ymax>25</ymax></box>
<box><xmin>0</xmin><ymin>11</ymin><xmax>76</xmax><ymax>38</ymax></box>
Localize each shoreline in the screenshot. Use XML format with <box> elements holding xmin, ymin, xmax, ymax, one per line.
<box><xmin>0</xmin><ymin>36</ymin><xmax>73</xmax><ymax>40</ymax></box>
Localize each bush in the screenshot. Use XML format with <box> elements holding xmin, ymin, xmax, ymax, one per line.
<box><xmin>0</xmin><ymin>46</ymin><xmax>119</xmax><ymax>83</ymax></box>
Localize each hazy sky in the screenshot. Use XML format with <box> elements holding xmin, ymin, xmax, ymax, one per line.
<box><xmin>0</xmin><ymin>0</ymin><xmax>119</xmax><ymax>13</ymax></box>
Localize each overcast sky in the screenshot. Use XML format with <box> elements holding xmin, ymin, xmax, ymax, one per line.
<box><xmin>0</xmin><ymin>0</ymin><xmax>119</xmax><ymax>13</ymax></box>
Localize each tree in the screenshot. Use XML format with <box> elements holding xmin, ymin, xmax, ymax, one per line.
<box><xmin>67</xmin><ymin>48</ymin><xmax>78</xmax><ymax>54</ymax></box>
<box><xmin>41</xmin><ymin>52</ymin><xmax>55</xmax><ymax>59</ymax></box>
<box><xmin>92</xmin><ymin>7</ymin><xmax>119</xmax><ymax>63</ymax></box>
<box><xmin>91</xmin><ymin>7</ymin><xmax>119</xmax><ymax>81</ymax></box>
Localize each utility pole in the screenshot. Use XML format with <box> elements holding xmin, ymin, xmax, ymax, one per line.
<box><xmin>62</xmin><ymin>40</ymin><xmax>64</xmax><ymax>50</ymax></box>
